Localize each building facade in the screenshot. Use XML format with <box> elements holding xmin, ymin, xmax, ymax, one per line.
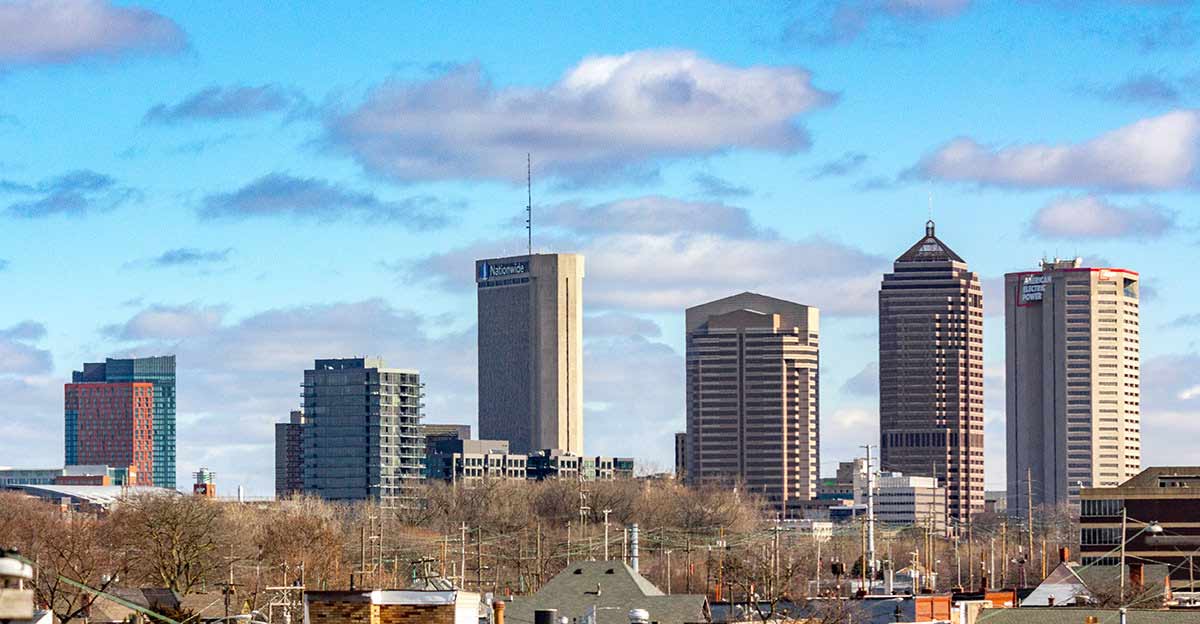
<box><xmin>674</xmin><ymin>431</ymin><xmax>687</xmax><ymax>480</ymax></box>
<box><xmin>865</xmin><ymin>473</ymin><xmax>947</xmax><ymax>532</ymax></box>
<box><xmin>425</xmin><ymin>440</ymin><xmax>633</xmax><ymax>484</ymax></box>
<box><xmin>475</xmin><ymin>253</ymin><xmax>584</xmax><ymax>455</ymax></box>
<box><xmin>274</xmin><ymin>410</ymin><xmax>305</xmax><ymax>499</ymax></box>
<box><xmin>879</xmin><ymin>221</ymin><xmax>984</xmax><ymax>522</ymax></box>
<box><xmin>1006</xmin><ymin>258</ymin><xmax>1141</xmax><ymax>510</ymax></box>
<box><xmin>301</xmin><ymin>358</ymin><xmax>424</xmax><ymax>506</ymax></box>
<box><xmin>1080</xmin><ymin>467</ymin><xmax>1200</xmax><ymax>591</ymax></box>
<box><xmin>63</xmin><ymin>382</ymin><xmax>154</xmax><ymax>486</ymax></box>
<box><xmin>71</xmin><ymin>356</ymin><xmax>176</xmax><ymax>489</ymax></box>
<box><xmin>685</xmin><ymin>292</ymin><xmax>820</xmax><ymax>506</ymax></box>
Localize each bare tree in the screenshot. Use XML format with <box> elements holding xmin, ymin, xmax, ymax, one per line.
<box><xmin>114</xmin><ymin>494</ymin><xmax>222</xmax><ymax>595</ymax></box>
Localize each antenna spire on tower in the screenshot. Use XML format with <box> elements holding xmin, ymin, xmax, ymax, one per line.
<box><xmin>526</xmin><ymin>153</ymin><xmax>532</xmax><ymax>257</ymax></box>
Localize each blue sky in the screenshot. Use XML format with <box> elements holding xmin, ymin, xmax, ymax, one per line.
<box><xmin>1</xmin><ymin>0</ymin><xmax>1198</xmax><ymax>496</ymax></box>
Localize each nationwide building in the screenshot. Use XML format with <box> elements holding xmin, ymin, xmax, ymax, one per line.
<box><xmin>69</xmin><ymin>356</ymin><xmax>176</xmax><ymax>489</ymax></box>
<box><xmin>300</xmin><ymin>358</ymin><xmax>424</xmax><ymax>506</ymax></box>
<box><xmin>1080</xmin><ymin>467</ymin><xmax>1200</xmax><ymax>592</ymax></box>
<box><xmin>274</xmin><ymin>410</ymin><xmax>305</xmax><ymax>499</ymax></box>
<box><xmin>879</xmin><ymin>221</ymin><xmax>984</xmax><ymax>522</ymax></box>
<box><xmin>475</xmin><ymin>253</ymin><xmax>584</xmax><ymax>455</ymax></box>
<box><xmin>684</xmin><ymin>292</ymin><xmax>820</xmax><ymax>507</ymax></box>
<box><xmin>1006</xmin><ymin>258</ymin><xmax>1142</xmax><ymax>510</ymax></box>
<box><xmin>64</xmin><ymin>380</ymin><xmax>155</xmax><ymax>486</ymax></box>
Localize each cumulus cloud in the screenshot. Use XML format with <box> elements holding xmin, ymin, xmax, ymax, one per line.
<box><xmin>585</xmin><ymin>312</ymin><xmax>662</xmax><ymax>339</ymax></box>
<box><xmin>1141</xmin><ymin>352</ymin><xmax>1200</xmax><ymax>466</ymax></box>
<box><xmin>103</xmin><ymin>303</ymin><xmax>227</xmax><ymax>340</ymax></box>
<box><xmin>691</xmin><ymin>173</ymin><xmax>752</xmax><ymax>198</ymax></box>
<box><xmin>199</xmin><ymin>173</ymin><xmax>455</xmax><ymax>227</ymax></box>
<box><xmin>325</xmin><ymin>50</ymin><xmax>834</xmax><ymax>185</ymax></box>
<box><xmin>535</xmin><ymin>196</ymin><xmax>758</xmax><ymax>237</ymax></box>
<box><xmin>909</xmin><ymin>110</ymin><xmax>1200</xmax><ymax>191</ymax></box>
<box><xmin>1029</xmin><ymin>195</ymin><xmax>1176</xmax><ymax>239</ymax></box>
<box><xmin>144</xmin><ymin>84</ymin><xmax>309</xmax><ymax>124</ymax></box>
<box><xmin>411</xmin><ymin>196</ymin><xmax>888</xmax><ymax>316</ymax></box>
<box><xmin>0</xmin><ymin>320</ymin><xmax>51</xmax><ymax>374</ymax></box>
<box><xmin>2</xmin><ymin>169</ymin><xmax>137</xmax><ymax>218</ymax></box>
<box><xmin>783</xmin><ymin>0</ymin><xmax>970</xmax><ymax>46</ymax></box>
<box><xmin>0</xmin><ymin>0</ymin><xmax>186</xmax><ymax>68</ymax></box>
<box><xmin>841</xmin><ymin>361</ymin><xmax>878</xmax><ymax>397</ymax></box>
<box><xmin>584</xmin><ymin>333</ymin><xmax>684</xmax><ymax>465</ymax></box>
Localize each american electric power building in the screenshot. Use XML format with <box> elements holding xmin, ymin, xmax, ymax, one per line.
<box><xmin>1006</xmin><ymin>258</ymin><xmax>1142</xmax><ymax>510</ymax></box>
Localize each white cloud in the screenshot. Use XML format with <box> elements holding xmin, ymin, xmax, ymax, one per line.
<box><xmin>910</xmin><ymin>110</ymin><xmax>1200</xmax><ymax>191</ymax></box>
<box><xmin>537</xmin><ymin>196</ymin><xmax>758</xmax><ymax>237</ymax></box>
<box><xmin>0</xmin><ymin>0</ymin><xmax>186</xmax><ymax>67</ymax></box>
<box><xmin>1029</xmin><ymin>195</ymin><xmax>1176</xmax><ymax>239</ymax></box>
<box><xmin>412</xmin><ymin>196</ymin><xmax>887</xmax><ymax>316</ymax></box>
<box><xmin>104</xmin><ymin>304</ymin><xmax>226</xmax><ymax>340</ymax></box>
<box><xmin>326</xmin><ymin>50</ymin><xmax>834</xmax><ymax>185</ymax></box>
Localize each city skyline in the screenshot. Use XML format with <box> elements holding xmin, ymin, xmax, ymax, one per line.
<box><xmin>1</xmin><ymin>2</ymin><xmax>1199</xmax><ymax>496</ymax></box>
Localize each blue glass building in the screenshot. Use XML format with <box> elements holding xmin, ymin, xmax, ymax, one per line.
<box><xmin>71</xmin><ymin>355</ymin><xmax>176</xmax><ymax>489</ymax></box>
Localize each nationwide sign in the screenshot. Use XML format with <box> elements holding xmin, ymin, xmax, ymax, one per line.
<box><xmin>478</xmin><ymin>259</ymin><xmax>529</xmax><ymax>281</ymax></box>
<box><xmin>1021</xmin><ymin>274</ymin><xmax>1050</xmax><ymax>303</ymax></box>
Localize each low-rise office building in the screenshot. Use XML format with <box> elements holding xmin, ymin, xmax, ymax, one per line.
<box><xmin>1080</xmin><ymin>466</ymin><xmax>1200</xmax><ymax>592</ymax></box>
<box><xmin>426</xmin><ymin>442</ymin><xmax>634</xmax><ymax>484</ymax></box>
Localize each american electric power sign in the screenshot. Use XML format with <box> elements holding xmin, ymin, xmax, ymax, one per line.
<box><xmin>477</xmin><ymin>259</ymin><xmax>529</xmax><ymax>282</ymax></box>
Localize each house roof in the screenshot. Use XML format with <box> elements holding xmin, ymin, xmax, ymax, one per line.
<box><xmin>1022</xmin><ymin>562</ymin><xmax>1171</xmax><ymax>607</ymax></box>
<box><xmin>976</xmin><ymin>607</ymin><xmax>1199</xmax><ymax>623</ymax></box>
<box><xmin>503</xmin><ymin>561</ymin><xmax>707</xmax><ymax>624</ymax></box>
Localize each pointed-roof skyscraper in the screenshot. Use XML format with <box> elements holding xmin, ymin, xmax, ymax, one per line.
<box><xmin>878</xmin><ymin>220</ymin><xmax>984</xmax><ymax>524</ymax></box>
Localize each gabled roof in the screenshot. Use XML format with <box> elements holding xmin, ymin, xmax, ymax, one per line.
<box><xmin>504</xmin><ymin>561</ymin><xmax>707</xmax><ymax>624</ymax></box>
<box><xmin>895</xmin><ymin>220</ymin><xmax>965</xmax><ymax>264</ymax></box>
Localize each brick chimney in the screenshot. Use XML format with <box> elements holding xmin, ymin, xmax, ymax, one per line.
<box><xmin>1059</xmin><ymin>547</ymin><xmax>1070</xmax><ymax>564</ymax></box>
<box><xmin>1129</xmin><ymin>563</ymin><xmax>1144</xmax><ymax>591</ymax></box>
<box><xmin>493</xmin><ymin>600</ymin><xmax>505</xmax><ymax>624</ymax></box>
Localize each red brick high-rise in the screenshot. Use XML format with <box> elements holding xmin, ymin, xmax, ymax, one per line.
<box><xmin>64</xmin><ymin>382</ymin><xmax>155</xmax><ymax>486</ymax></box>
<box><xmin>879</xmin><ymin>220</ymin><xmax>984</xmax><ymax>524</ymax></box>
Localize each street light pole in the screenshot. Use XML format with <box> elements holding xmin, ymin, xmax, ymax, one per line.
<box><xmin>1120</xmin><ymin>507</ymin><xmax>1128</xmax><ymax>603</ymax></box>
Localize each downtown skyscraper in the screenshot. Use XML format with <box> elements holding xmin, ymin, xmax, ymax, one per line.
<box><xmin>879</xmin><ymin>221</ymin><xmax>984</xmax><ymax>522</ymax></box>
<box><xmin>1006</xmin><ymin>258</ymin><xmax>1142</xmax><ymax>510</ymax></box>
<box><xmin>475</xmin><ymin>253</ymin><xmax>584</xmax><ymax>455</ymax></box>
<box><xmin>684</xmin><ymin>292</ymin><xmax>820</xmax><ymax>507</ymax></box>
<box><xmin>68</xmin><ymin>356</ymin><xmax>176</xmax><ymax>489</ymax></box>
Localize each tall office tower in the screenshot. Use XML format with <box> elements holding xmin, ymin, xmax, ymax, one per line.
<box><xmin>71</xmin><ymin>356</ymin><xmax>176</xmax><ymax>489</ymax></box>
<box><xmin>64</xmin><ymin>382</ymin><xmax>155</xmax><ymax>486</ymax></box>
<box><xmin>301</xmin><ymin>358</ymin><xmax>424</xmax><ymax>506</ymax></box>
<box><xmin>879</xmin><ymin>221</ymin><xmax>984</xmax><ymax>522</ymax></box>
<box><xmin>274</xmin><ymin>410</ymin><xmax>305</xmax><ymax>499</ymax></box>
<box><xmin>476</xmin><ymin>253</ymin><xmax>584</xmax><ymax>455</ymax></box>
<box><xmin>1006</xmin><ymin>258</ymin><xmax>1141</xmax><ymax>510</ymax></box>
<box><xmin>684</xmin><ymin>292</ymin><xmax>820</xmax><ymax>506</ymax></box>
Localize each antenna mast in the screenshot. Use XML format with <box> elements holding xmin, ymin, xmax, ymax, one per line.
<box><xmin>526</xmin><ymin>154</ymin><xmax>532</xmax><ymax>257</ymax></box>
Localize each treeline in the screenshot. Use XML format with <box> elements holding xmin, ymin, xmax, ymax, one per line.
<box><xmin>0</xmin><ymin>480</ymin><xmax>1088</xmax><ymax>624</ymax></box>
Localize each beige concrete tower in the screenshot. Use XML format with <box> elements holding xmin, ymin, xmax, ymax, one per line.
<box><xmin>879</xmin><ymin>220</ymin><xmax>984</xmax><ymax>523</ymax></box>
<box><xmin>1006</xmin><ymin>258</ymin><xmax>1141</xmax><ymax>511</ymax></box>
<box><xmin>684</xmin><ymin>292</ymin><xmax>820</xmax><ymax>507</ymax></box>
<box><xmin>476</xmin><ymin>253</ymin><xmax>584</xmax><ymax>454</ymax></box>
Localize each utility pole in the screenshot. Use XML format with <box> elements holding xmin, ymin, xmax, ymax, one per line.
<box><xmin>665</xmin><ymin>550</ymin><xmax>672</xmax><ymax>595</ymax></box>
<box><xmin>536</xmin><ymin>521</ymin><xmax>543</xmax><ymax>591</ymax></box>
<box><xmin>1000</xmin><ymin>520</ymin><xmax>1008</xmax><ymax>587</ymax></box>
<box><xmin>1026</xmin><ymin>468</ymin><xmax>1035</xmax><ymax>563</ymax></box>
<box><xmin>602</xmin><ymin>509</ymin><xmax>612</xmax><ymax>561</ymax></box>
<box><xmin>1119</xmin><ymin>507</ymin><xmax>1128</xmax><ymax>602</ymax></box>
<box><xmin>476</xmin><ymin>527</ymin><xmax>484</xmax><ymax>590</ymax></box>
<box><xmin>860</xmin><ymin>445</ymin><xmax>876</xmax><ymax>584</ymax></box>
<box><xmin>459</xmin><ymin>523</ymin><xmax>467</xmax><ymax>589</ymax></box>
